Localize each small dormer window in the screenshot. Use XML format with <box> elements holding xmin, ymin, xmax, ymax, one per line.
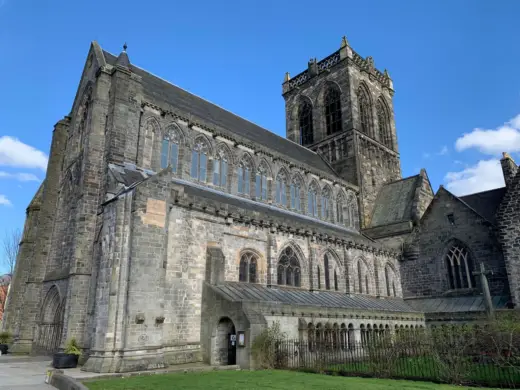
<box><xmin>447</xmin><ymin>213</ymin><xmax>455</xmax><ymax>225</ymax></box>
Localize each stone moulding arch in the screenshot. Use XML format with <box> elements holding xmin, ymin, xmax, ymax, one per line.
<box><xmin>277</xmin><ymin>241</ymin><xmax>308</xmax><ymax>274</ymax></box>
<box><xmin>39</xmin><ymin>285</ymin><xmax>64</xmax><ymax>324</ymax></box>
<box><xmin>163</xmin><ymin>121</ymin><xmax>186</xmax><ymax>145</ymax></box>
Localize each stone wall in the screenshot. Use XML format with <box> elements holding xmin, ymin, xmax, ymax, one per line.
<box><xmin>496</xmin><ymin>164</ymin><xmax>520</xmax><ymax>305</ymax></box>
<box><xmin>282</xmin><ymin>41</ymin><xmax>401</xmax><ymax>228</ymax></box>
<box><xmin>402</xmin><ymin>188</ymin><xmax>509</xmax><ymax>298</ymax></box>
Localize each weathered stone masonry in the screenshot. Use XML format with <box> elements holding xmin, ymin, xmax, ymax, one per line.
<box><xmin>3</xmin><ymin>37</ymin><xmax>518</xmax><ymax>371</ymax></box>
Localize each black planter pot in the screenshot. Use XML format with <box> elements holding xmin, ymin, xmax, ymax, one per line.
<box><xmin>0</xmin><ymin>344</ymin><xmax>8</xmax><ymax>355</ymax></box>
<box><xmin>52</xmin><ymin>352</ymin><xmax>79</xmax><ymax>369</ymax></box>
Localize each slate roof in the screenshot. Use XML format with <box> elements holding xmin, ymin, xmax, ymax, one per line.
<box><xmin>459</xmin><ymin>187</ymin><xmax>506</xmax><ymax>224</ymax></box>
<box><xmin>369</xmin><ymin>175</ymin><xmax>421</xmax><ymax>227</ymax></box>
<box><xmin>103</xmin><ymin>50</ymin><xmax>337</xmax><ymax>178</ymax></box>
<box><xmin>210</xmin><ymin>282</ymin><xmax>419</xmax><ymax>313</ymax></box>
<box><xmin>405</xmin><ymin>295</ymin><xmax>510</xmax><ymax>313</ymax></box>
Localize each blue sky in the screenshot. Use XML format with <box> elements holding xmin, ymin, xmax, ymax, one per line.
<box><xmin>1</xmin><ymin>0</ymin><xmax>520</xmax><ymax>272</ymax></box>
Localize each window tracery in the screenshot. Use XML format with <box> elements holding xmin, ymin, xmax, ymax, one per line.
<box><xmin>275</xmin><ymin>170</ymin><xmax>288</xmax><ymax>206</ymax></box>
<box><xmin>191</xmin><ymin>138</ymin><xmax>209</xmax><ymax>181</ymax></box>
<box><xmin>324</xmin><ymin>87</ymin><xmax>342</xmax><ymax>135</ymax></box>
<box><xmin>308</xmin><ymin>182</ymin><xmax>319</xmax><ymax>218</ymax></box>
<box><xmin>255</xmin><ymin>161</ymin><xmax>269</xmax><ymax>201</ymax></box>
<box><xmin>376</xmin><ymin>99</ymin><xmax>392</xmax><ymax>148</ymax></box>
<box><xmin>160</xmin><ymin>127</ymin><xmax>180</xmax><ymax>172</ymax></box>
<box><xmin>239</xmin><ymin>252</ymin><xmax>258</xmax><ymax>283</ymax></box>
<box><xmin>299</xmin><ymin>101</ymin><xmax>314</xmax><ymax>145</ymax></box>
<box><xmin>213</xmin><ymin>147</ymin><xmax>229</xmax><ymax>188</ymax></box>
<box><xmin>445</xmin><ymin>244</ymin><xmax>475</xmax><ymax>289</ymax></box>
<box><xmin>357</xmin><ymin>85</ymin><xmax>372</xmax><ymax>136</ymax></box>
<box><xmin>277</xmin><ymin>247</ymin><xmax>301</xmax><ymax>287</ymax></box>
<box><xmin>237</xmin><ymin>156</ymin><xmax>252</xmax><ymax>195</ymax></box>
<box><xmin>290</xmin><ymin>176</ymin><xmax>302</xmax><ymax>211</ymax></box>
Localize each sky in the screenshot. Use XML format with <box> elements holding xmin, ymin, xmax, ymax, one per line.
<box><xmin>1</xmin><ymin>0</ymin><xmax>520</xmax><ymax>272</ymax></box>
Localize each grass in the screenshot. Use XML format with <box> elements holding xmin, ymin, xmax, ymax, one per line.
<box><xmin>85</xmin><ymin>370</ymin><xmax>502</xmax><ymax>389</ymax></box>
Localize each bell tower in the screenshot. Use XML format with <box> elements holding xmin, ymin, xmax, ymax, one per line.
<box><xmin>282</xmin><ymin>37</ymin><xmax>402</xmax><ymax>228</ymax></box>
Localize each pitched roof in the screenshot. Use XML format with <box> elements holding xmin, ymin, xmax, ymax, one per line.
<box><xmin>369</xmin><ymin>175</ymin><xmax>421</xmax><ymax>227</ymax></box>
<box><xmin>102</xmin><ymin>50</ymin><xmax>337</xmax><ymax>178</ymax></box>
<box><xmin>210</xmin><ymin>282</ymin><xmax>419</xmax><ymax>313</ymax></box>
<box><xmin>459</xmin><ymin>187</ymin><xmax>506</xmax><ymax>224</ymax></box>
<box><xmin>405</xmin><ymin>295</ymin><xmax>509</xmax><ymax>313</ymax></box>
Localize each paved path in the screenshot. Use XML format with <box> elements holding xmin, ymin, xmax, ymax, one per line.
<box><xmin>0</xmin><ymin>356</ymin><xmax>54</xmax><ymax>389</ymax></box>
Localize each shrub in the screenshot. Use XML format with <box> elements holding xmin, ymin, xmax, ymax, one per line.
<box><xmin>0</xmin><ymin>331</ymin><xmax>11</xmax><ymax>344</ymax></box>
<box><xmin>251</xmin><ymin>321</ymin><xmax>287</xmax><ymax>369</ymax></box>
<box><xmin>64</xmin><ymin>338</ymin><xmax>81</xmax><ymax>356</ymax></box>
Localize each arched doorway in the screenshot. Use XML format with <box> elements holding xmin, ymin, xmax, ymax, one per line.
<box><xmin>215</xmin><ymin>317</ymin><xmax>236</xmax><ymax>365</ymax></box>
<box><xmin>35</xmin><ymin>286</ymin><xmax>64</xmax><ymax>355</ymax></box>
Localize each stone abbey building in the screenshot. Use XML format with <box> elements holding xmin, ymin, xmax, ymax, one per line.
<box><xmin>3</xmin><ymin>38</ymin><xmax>519</xmax><ymax>372</ymax></box>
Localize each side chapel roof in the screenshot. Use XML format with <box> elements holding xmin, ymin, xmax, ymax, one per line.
<box><xmin>369</xmin><ymin>175</ymin><xmax>422</xmax><ymax>227</ymax></box>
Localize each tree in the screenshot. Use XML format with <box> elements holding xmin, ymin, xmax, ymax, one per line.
<box><xmin>0</xmin><ymin>228</ymin><xmax>20</xmax><ymax>323</ymax></box>
<box><xmin>2</xmin><ymin>228</ymin><xmax>21</xmax><ymax>276</ymax></box>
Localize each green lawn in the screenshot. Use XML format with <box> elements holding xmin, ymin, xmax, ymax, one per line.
<box><xmin>85</xmin><ymin>370</ymin><xmax>500</xmax><ymax>390</ymax></box>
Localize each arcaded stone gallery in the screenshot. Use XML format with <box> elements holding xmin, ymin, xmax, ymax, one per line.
<box><xmin>3</xmin><ymin>38</ymin><xmax>519</xmax><ymax>372</ymax></box>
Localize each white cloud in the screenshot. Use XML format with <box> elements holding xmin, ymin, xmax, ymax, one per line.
<box><xmin>0</xmin><ymin>194</ymin><xmax>11</xmax><ymax>206</ymax></box>
<box><xmin>444</xmin><ymin>159</ymin><xmax>505</xmax><ymax>196</ymax></box>
<box><xmin>0</xmin><ymin>136</ymin><xmax>48</xmax><ymax>171</ymax></box>
<box><xmin>0</xmin><ymin>171</ymin><xmax>41</xmax><ymax>182</ymax></box>
<box><xmin>438</xmin><ymin>145</ymin><xmax>448</xmax><ymax>155</ymax></box>
<box><xmin>455</xmin><ymin>114</ymin><xmax>520</xmax><ymax>155</ymax></box>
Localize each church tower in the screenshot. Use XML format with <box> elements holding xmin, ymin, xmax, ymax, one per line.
<box><xmin>282</xmin><ymin>37</ymin><xmax>402</xmax><ymax>228</ymax></box>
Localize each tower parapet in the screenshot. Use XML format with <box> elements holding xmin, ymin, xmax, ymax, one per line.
<box><xmin>282</xmin><ymin>37</ymin><xmax>393</xmax><ymax>95</ymax></box>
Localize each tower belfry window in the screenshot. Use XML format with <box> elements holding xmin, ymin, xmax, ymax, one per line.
<box><xmin>324</xmin><ymin>87</ymin><xmax>342</xmax><ymax>135</ymax></box>
<box><xmin>299</xmin><ymin>102</ymin><xmax>314</xmax><ymax>145</ymax></box>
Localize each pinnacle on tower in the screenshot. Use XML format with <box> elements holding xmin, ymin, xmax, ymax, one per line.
<box><xmin>340</xmin><ymin>36</ymin><xmax>349</xmax><ymax>48</ymax></box>
<box><xmin>284</xmin><ymin>72</ymin><xmax>291</xmax><ymax>82</ymax></box>
<box><xmin>116</xmin><ymin>42</ymin><xmax>130</xmax><ymax>69</ymax></box>
<box><xmin>384</xmin><ymin>69</ymin><xmax>391</xmax><ymax>79</ymax></box>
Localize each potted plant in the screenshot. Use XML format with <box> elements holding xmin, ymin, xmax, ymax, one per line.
<box><xmin>52</xmin><ymin>338</ymin><xmax>81</xmax><ymax>369</ymax></box>
<box><xmin>0</xmin><ymin>331</ymin><xmax>11</xmax><ymax>355</ymax></box>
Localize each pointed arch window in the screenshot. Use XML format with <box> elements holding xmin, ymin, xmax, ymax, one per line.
<box><xmin>377</xmin><ymin>99</ymin><xmax>392</xmax><ymax>148</ymax></box>
<box><xmin>160</xmin><ymin>130</ymin><xmax>180</xmax><ymax>172</ymax></box>
<box><xmin>255</xmin><ymin>163</ymin><xmax>269</xmax><ymax>201</ymax></box>
<box><xmin>308</xmin><ymin>183</ymin><xmax>319</xmax><ymax>218</ymax></box>
<box><xmin>191</xmin><ymin>139</ymin><xmax>209</xmax><ymax>181</ymax></box>
<box><xmin>213</xmin><ymin>148</ymin><xmax>228</xmax><ymax>188</ymax></box>
<box><xmin>347</xmin><ymin>194</ymin><xmax>357</xmax><ymax>228</ymax></box>
<box><xmin>290</xmin><ymin>178</ymin><xmax>302</xmax><ymax>211</ymax></box>
<box><xmin>334</xmin><ymin>270</ymin><xmax>339</xmax><ymax>291</ymax></box>
<box><xmin>357</xmin><ymin>261</ymin><xmax>363</xmax><ymax>294</ymax></box>
<box><xmin>357</xmin><ymin>86</ymin><xmax>372</xmax><ymax>136</ymax></box>
<box><xmin>324</xmin><ymin>87</ymin><xmax>342</xmax><ymax>135</ymax></box>
<box><xmin>321</xmin><ymin>187</ymin><xmax>331</xmax><ymax>221</ymax></box>
<box><xmin>237</xmin><ymin>157</ymin><xmax>252</xmax><ymax>195</ymax></box>
<box><xmin>276</xmin><ymin>171</ymin><xmax>288</xmax><ymax>206</ymax></box>
<box><xmin>317</xmin><ymin>266</ymin><xmax>321</xmax><ymax>289</ymax></box>
<box><xmin>277</xmin><ymin>247</ymin><xmax>301</xmax><ymax>287</ymax></box>
<box><xmin>445</xmin><ymin>244</ymin><xmax>475</xmax><ymax>289</ymax></box>
<box><xmin>324</xmin><ymin>254</ymin><xmax>331</xmax><ymax>290</ymax></box>
<box><xmin>336</xmin><ymin>194</ymin><xmax>345</xmax><ymax>225</ymax></box>
<box><xmin>384</xmin><ymin>265</ymin><xmax>396</xmax><ymax>297</ymax></box>
<box><xmin>239</xmin><ymin>252</ymin><xmax>258</xmax><ymax>283</ymax></box>
<box><xmin>299</xmin><ymin>101</ymin><xmax>314</xmax><ymax>145</ymax></box>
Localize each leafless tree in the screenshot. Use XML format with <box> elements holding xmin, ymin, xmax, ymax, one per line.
<box><xmin>2</xmin><ymin>228</ymin><xmax>21</xmax><ymax>276</ymax></box>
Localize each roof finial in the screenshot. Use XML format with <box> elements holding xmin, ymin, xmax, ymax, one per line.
<box><xmin>502</xmin><ymin>152</ymin><xmax>513</xmax><ymax>160</ymax></box>
<box><xmin>340</xmin><ymin>36</ymin><xmax>349</xmax><ymax>48</ymax></box>
<box><xmin>284</xmin><ymin>72</ymin><xmax>291</xmax><ymax>82</ymax></box>
<box><xmin>123</xmin><ymin>42</ymin><xmax>128</xmax><ymax>52</ymax></box>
